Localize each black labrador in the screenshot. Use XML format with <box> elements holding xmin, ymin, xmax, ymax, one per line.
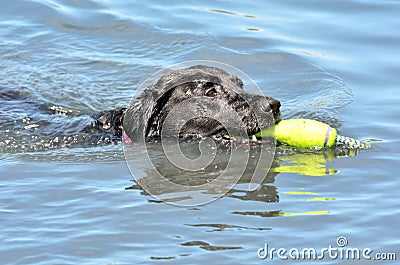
<box><xmin>93</xmin><ymin>65</ymin><xmax>281</xmax><ymax>144</ymax></box>
<box><xmin>1</xmin><ymin>65</ymin><xmax>281</xmax><ymax>150</ymax></box>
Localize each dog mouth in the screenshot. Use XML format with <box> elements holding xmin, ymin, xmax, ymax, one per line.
<box><xmin>271</xmin><ymin>108</ymin><xmax>281</xmax><ymax>124</ymax></box>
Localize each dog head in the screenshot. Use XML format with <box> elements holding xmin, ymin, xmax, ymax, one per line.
<box><xmin>123</xmin><ymin>65</ymin><xmax>281</xmax><ymax>141</ymax></box>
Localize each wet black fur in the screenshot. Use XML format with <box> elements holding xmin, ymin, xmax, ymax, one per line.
<box><xmin>122</xmin><ymin>65</ymin><xmax>281</xmax><ymax>142</ymax></box>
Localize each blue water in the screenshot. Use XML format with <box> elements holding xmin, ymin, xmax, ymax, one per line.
<box><xmin>1</xmin><ymin>0</ymin><xmax>399</xmax><ymax>264</ymax></box>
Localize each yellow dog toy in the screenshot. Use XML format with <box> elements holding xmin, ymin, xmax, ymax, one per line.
<box><xmin>256</xmin><ymin>119</ymin><xmax>370</xmax><ymax>149</ymax></box>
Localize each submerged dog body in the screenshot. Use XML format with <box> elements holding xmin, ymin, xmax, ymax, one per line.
<box><xmin>0</xmin><ymin>65</ymin><xmax>281</xmax><ymax>151</ymax></box>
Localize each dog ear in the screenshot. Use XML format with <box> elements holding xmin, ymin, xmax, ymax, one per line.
<box><xmin>144</xmin><ymin>85</ymin><xmax>177</xmax><ymax>137</ymax></box>
<box><xmin>123</xmin><ymin>86</ymin><xmax>157</xmax><ymax>142</ymax></box>
<box><xmin>123</xmin><ymin>84</ymin><xmax>175</xmax><ymax>141</ymax></box>
<box><xmin>123</xmin><ymin>102</ymin><xmax>145</xmax><ymax>142</ymax></box>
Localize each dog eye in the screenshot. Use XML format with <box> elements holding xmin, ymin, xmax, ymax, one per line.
<box><xmin>206</xmin><ymin>88</ymin><xmax>217</xmax><ymax>97</ymax></box>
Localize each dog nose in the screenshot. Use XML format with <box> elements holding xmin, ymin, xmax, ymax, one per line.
<box><xmin>261</xmin><ymin>98</ymin><xmax>280</xmax><ymax>114</ymax></box>
<box><xmin>269</xmin><ymin>98</ymin><xmax>281</xmax><ymax>114</ymax></box>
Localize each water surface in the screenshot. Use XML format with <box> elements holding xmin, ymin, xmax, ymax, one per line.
<box><xmin>1</xmin><ymin>0</ymin><xmax>399</xmax><ymax>264</ymax></box>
